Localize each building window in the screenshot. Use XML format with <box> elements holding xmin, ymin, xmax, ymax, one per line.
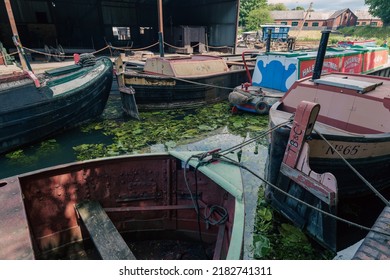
<box><xmin>292</xmin><ymin>22</ymin><xmax>299</xmax><ymax>26</ymax></box>
<box><xmin>362</xmin><ymin>22</ymin><xmax>366</xmax><ymax>25</ymax></box>
<box><xmin>304</xmin><ymin>22</ymin><xmax>308</xmax><ymax>26</ymax></box>
<box><xmin>356</xmin><ymin>22</ymin><xmax>360</xmax><ymax>25</ymax></box>
<box><xmin>370</xmin><ymin>22</ymin><xmax>378</xmax><ymax>26</ymax></box>
<box><xmin>281</xmin><ymin>22</ymin><xmax>288</xmax><ymax>25</ymax></box>
<box><xmin>139</xmin><ymin>26</ymin><xmax>153</xmax><ymax>35</ymax></box>
<box><xmin>112</xmin><ymin>27</ymin><xmax>131</xmax><ymax>40</ymax></box>
<box><xmin>312</xmin><ymin>22</ymin><xmax>319</xmax><ymax>27</ymax></box>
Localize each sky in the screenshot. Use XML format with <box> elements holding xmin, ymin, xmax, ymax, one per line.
<box><xmin>267</xmin><ymin>0</ymin><xmax>369</xmax><ymax>12</ymax></box>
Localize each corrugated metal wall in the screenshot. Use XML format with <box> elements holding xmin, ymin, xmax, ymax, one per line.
<box><xmin>0</xmin><ymin>0</ymin><xmax>238</xmax><ymax>53</ymax></box>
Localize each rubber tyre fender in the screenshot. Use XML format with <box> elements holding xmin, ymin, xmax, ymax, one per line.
<box><xmin>231</xmin><ymin>105</ymin><xmax>239</xmax><ymax>115</ymax></box>
<box><xmin>254</xmin><ymin>100</ymin><xmax>269</xmax><ymax>115</ymax></box>
<box><xmin>79</xmin><ymin>53</ymin><xmax>96</xmax><ymax>67</ymax></box>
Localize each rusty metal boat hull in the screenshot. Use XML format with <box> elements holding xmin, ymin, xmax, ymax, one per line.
<box><xmin>0</xmin><ymin>151</ymin><xmax>244</xmax><ymax>260</ymax></box>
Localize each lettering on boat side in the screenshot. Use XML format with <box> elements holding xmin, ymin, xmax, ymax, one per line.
<box><xmin>283</xmin><ymin>124</ymin><xmax>303</xmax><ymax>159</ymax></box>
<box><xmin>344</xmin><ymin>56</ymin><xmax>361</xmax><ymax>69</ymax></box>
<box><xmin>325</xmin><ymin>144</ymin><xmax>360</xmax><ymax>156</ymax></box>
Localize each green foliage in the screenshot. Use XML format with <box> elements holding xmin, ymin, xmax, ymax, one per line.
<box><xmin>365</xmin><ymin>0</ymin><xmax>390</xmax><ymax>26</ymax></box>
<box><xmin>252</xmin><ymin>191</ymin><xmax>273</xmax><ymax>259</ymax></box>
<box><xmin>338</xmin><ymin>26</ymin><xmax>390</xmax><ymax>41</ymax></box>
<box><xmin>275</xmin><ymin>223</ymin><xmax>317</xmax><ymax>259</ymax></box>
<box><xmin>292</xmin><ymin>6</ymin><xmax>305</xmax><ymax>11</ymax></box>
<box><xmin>252</xmin><ymin>190</ymin><xmax>334</xmax><ymax>260</ymax></box>
<box><xmin>239</xmin><ymin>0</ymin><xmax>267</xmax><ymax>26</ymax></box>
<box><xmin>245</xmin><ymin>8</ymin><xmax>273</xmax><ymax>31</ymax></box>
<box><xmin>73</xmin><ymin>144</ymin><xmax>107</xmax><ymax>160</ymax></box>
<box><xmin>4</xmin><ymin>140</ymin><xmax>60</xmax><ymax>165</ymax></box>
<box><xmin>253</xmin><ymin>234</ymin><xmax>271</xmax><ymax>258</ymax></box>
<box><xmin>5</xmin><ymin>150</ymin><xmax>26</xmax><ymax>160</ymax></box>
<box><xmin>36</xmin><ymin>139</ymin><xmax>59</xmax><ymax>157</ymax></box>
<box><xmin>268</xmin><ymin>3</ymin><xmax>288</xmax><ymax>11</ymax></box>
<box><xmin>73</xmin><ymin>102</ymin><xmax>268</xmax><ymax>160</ymax></box>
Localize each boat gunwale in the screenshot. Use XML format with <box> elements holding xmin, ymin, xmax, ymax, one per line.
<box><xmin>0</xmin><ymin>151</ymin><xmax>245</xmax><ymax>260</ymax></box>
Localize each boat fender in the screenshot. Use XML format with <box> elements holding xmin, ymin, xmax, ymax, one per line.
<box><xmin>73</xmin><ymin>53</ymin><xmax>80</xmax><ymax>64</ymax></box>
<box><xmin>228</xmin><ymin>90</ymin><xmax>251</xmax><ymax>105</ymax></box>
<box><xmin>78</xmin><ymin>53</ymin><xmax>97</xmax><ymax>67</ymax></box>
<box><xmin>231</xmin><ymin>105</ymin><xmax>239</xmax><ymax>115</ymax></box>
<box><xmin>254</xmin><ymin>100</ymin><xmax>269</xmax><ymax>115</ymax></box>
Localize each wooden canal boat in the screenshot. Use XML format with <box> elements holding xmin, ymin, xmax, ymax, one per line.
<box><xmin>229</xmin><ymin>33</ymin><xmax>389</xmax><ymax>115</ymax></box>
<box><xmin>264</xmin><ymin>31</ymin><xmax>390</xmax><ymax>252</ymax></box>
<box><xmin>0</xmin><ymin>150</ymin><xmax>244</xmax><ymax>260</ymax></box>
<box><xmin>115</xmin><ymin>54</ymin><xmax>253</xmax><ymax>115</ymax></box>
<box><xmin>0</xmin><ymin>54</ymin><xmax>113</xmax><ymax>155</ymax></box>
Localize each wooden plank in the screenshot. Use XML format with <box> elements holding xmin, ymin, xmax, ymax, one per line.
<box><xmin>0</xmin><ymin>180</ymin><xmax>35</xmax><ymax>259</ymax></box>
<box><xmin>76</xmin><ymin>200</ymin><xmax>136</xmax><ymax>260</ymax></box>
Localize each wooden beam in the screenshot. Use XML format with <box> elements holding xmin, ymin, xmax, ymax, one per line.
<box><xmin>76</xmin><ymin>200</ymin><xmax>137</xmax><ymax>260</ymax></box>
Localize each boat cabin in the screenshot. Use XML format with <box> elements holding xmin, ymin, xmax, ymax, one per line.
<box><xmin>143</xmin><ymin>55</ymin><xmax>229</xmax><ymax>77</ymax></box>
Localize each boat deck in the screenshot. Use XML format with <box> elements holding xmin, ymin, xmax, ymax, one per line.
<box><xmin>0</xmin><ymin>180</ymin><xmax>34</xmax><ymax>260</ymax></box>
<box><xmin>353</xmin><ymin>206</ymin><xmax>390</xmax><ymax>260</ymax></box>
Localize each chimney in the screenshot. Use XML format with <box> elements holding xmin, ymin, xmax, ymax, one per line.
<box><xmin>266</xmin><ymin>29</ymin><xmax>272</xmax><ymax>53</ymax></box>
<box><xmin>312</xmin><ymin>30</ymin><xmax>331</xmax><ymax>80</ymax></box>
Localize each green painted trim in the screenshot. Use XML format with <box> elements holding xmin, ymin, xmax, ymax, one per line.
<box><xmin>226</xmin><ymin>199</ymin><xmax>245</xmax><ymax>260</ymax></box>
<box><xmin>265</xmin><ymin>52</ymin><xmax>308</xmax><ymax>58</ymax></box>
<box><xmin>169</xmin><ymin>151</ymin><xmax>244</xmax><ymax>201</ymax></box>
<box><xmin>169</xmin><ymin>150</ymin><xmax>245</xmax><ymax>260</ymax></box>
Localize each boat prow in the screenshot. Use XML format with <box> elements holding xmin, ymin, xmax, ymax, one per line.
<box><xmin>0</xmin><ymin>150</ymin><xmax>244</xmax><ymax>260</ymax></box>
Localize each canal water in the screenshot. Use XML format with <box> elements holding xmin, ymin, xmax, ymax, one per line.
<box><xmin>0</xmin><ymin>87</ymin><xmax>268</xmax><ymax>260</ymax></box>
<box><xmin>1</xmin><ymin>87</ymin><xmax>388</xmax><ymax>260</ymax></box>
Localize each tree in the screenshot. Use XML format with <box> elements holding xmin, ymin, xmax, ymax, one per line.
<box><xmin>365</xmin><ymin>0</ymin><xmax>390</xmax><ymax>26</ymax></box>
<box><xmin>245</xmin><ymin>8</ymin><xmax>273</xmax><ymax>31</ymax></box>
<box><xmin>239</xmin><ymin>0</ymin><xmax>267</xmax><ymax>26</ymax></box>
<box><xmin>293</xmin><ymin>6</ymin><xmax>305</xmax><ymax>11</ymax></box>
<box><xmin>268</xmin><ymin>3</ymin><xmax>288</xmax><ymax>11</ymax></box>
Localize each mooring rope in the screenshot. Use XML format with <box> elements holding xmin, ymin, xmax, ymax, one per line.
<box><xmin>195</xmin><ymin>152</ymin><xmax>390</xmax><ymax>239</ymax></box>
<box><xmin>219</xmin><ymin>118</ymin><xmax>294</xmax><ymax>156</ymax></box>
<box><xmin>184</xmin><ymin>113</ymin><xmax>390</xmax><ymax>240</ymax></box>
<box><xmin>23</xmin><ymin>46</ymin><xmax>72</xmax><ymax>59</ymax></box>
<box><xmin>109</xmin><ymin>42</ymin><xmax>159</xmax><ymax>52</ymax></box>
<box><xmin>314</xmin><ymin>128</ymin><xmax>390</xmax><ymax>207</ymax></box>
<box><xmin>171</xmin><ymin>76</ymin><xmax>236</xmax><ymax>91</ymax></box>
<box><xmin>163</xmin><ymin>42</ymin><xmax>189</xmax><ymax>50</ymax></box>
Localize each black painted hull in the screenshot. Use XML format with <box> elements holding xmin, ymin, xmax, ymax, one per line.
<box><xmin>265</xmin><ymin>116</ymin><xmax>390</xmax><ymax>252</ymax></box>
<box><xmin>121</xmin><ymin>68</ymin><xmax>252</xmax><ymax>110</ymax></box>
<box><xmin>0</xmin><ymin>57</ymin><xmax>113</xmax><ymax>154</ymax></box>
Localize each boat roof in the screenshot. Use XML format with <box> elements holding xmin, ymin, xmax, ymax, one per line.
<box><xmin>313</xmin><ymin>76</ymin><xmax>383</xmax><ymax>93</ymax></box>
<box><xmin>143</xmin><ymin>55</ymin><xmax>229</xmax><ymax>77</ymax></box>
<box><xmin>279</xmin><ymin>73</ymin><xmax>390</xmax><ymax>134</ymax></box>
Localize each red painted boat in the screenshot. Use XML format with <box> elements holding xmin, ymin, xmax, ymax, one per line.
<box><xmin>0</xmin><ymin>151</ymin><xmax>244</xmax><ymax>260</ymax></box>
<box><xmin>265</xmin><ymin>31</ymin><xmax>390</xmax><ymax>252</ymax></box>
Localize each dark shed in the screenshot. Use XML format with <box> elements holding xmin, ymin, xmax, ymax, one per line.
<box><xmin>0</xmin><ymin>0</ymin><xmax>239</xmax><ymax>54</ymax></box>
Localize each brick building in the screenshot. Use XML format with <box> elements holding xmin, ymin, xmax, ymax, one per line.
<box><xmin>354</xmin><ymin>10</ymin><xmax>383</xmax><ymax>27</ymax></box>
<box><xmin>271</xmin><ymin>9</ymin><xmax>383</xmax><ymax>30</ymax></box>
